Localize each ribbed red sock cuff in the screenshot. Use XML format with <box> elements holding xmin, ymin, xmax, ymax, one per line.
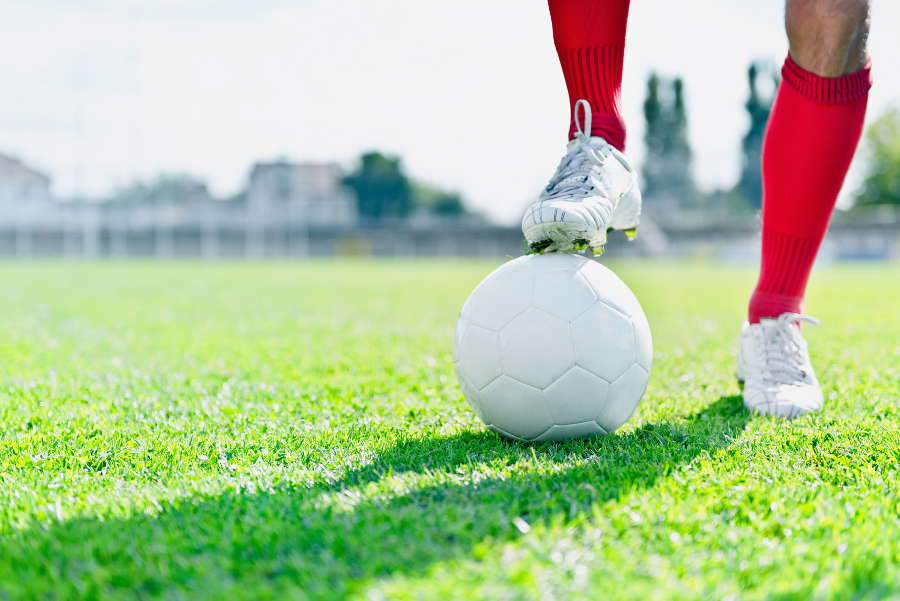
<box><xmin>749</xmin><ymin>230</ymin><xmax>820</xmax><ymax>323</ymax></box>
<box><xmin>558</xmin><ymin>42</ymin><xmax>626</xmax><ymax>150</ymax></box>
<box><xmin>781</xmin><ymin>56</ymin><xmax>872</xmax><ymax>104</ymax></box>
<box><xmin>748</xmin><ymin>289</ymin><xmax>804</xmax><ymax>324</ymax></box>
<box><xmin>756</xmin><ymin>229</ymin><xmax>820</xmax><ymax>295</ymax></box>
<box><xmin>568</xmin><ymin>113</ymin><xmax>626</xmax><ymax>150</ymax></box>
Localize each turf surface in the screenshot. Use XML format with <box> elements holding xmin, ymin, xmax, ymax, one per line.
<box><xmin>0</xmin><ymin>260</ymin><xmax>897</xmax><ymax>600</ymax></box>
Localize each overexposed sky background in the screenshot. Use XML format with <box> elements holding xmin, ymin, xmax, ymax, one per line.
<box><xmin>1</xmin><ymin>0</ymin><xmax>898</xmax><ymax>223</ymax></box>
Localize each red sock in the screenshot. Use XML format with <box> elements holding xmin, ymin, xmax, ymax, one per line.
<box><xmin>548</xmin><ymin>0</ymin><xmax>630</xmax><ymax>150</ymax></box>
<box><xmin>748</xmin><ymin>56</ymin><xmax>871</xmax><ymax>323</ymax></box>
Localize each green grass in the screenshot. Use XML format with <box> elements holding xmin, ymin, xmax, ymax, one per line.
<box><xmin>0</xmin><ymin>260</ymin><xmax>897</xmax><ymax>601</ymax></box>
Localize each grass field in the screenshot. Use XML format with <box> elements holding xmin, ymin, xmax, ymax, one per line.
<box><xmin>0</xmin><ymin>260</ymin><xmax>898</xmax><ymax>601</ymax></box>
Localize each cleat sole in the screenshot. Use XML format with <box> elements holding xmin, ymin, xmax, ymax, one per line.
<box><xmin>528</xmin><ymin>239</ymin><xmax>553</xmax><ymax>254</ymax></box>
<box><xmin>572</xmin><ymin>238</ymin><xmax>590</xmax><ymax>252</ymax></box>
<box><xmin>524</xmin><ymin>222</ymin><xmax>637</xmax><ymax>256</ymax></box>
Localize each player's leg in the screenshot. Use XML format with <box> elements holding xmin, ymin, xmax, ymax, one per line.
<box><xmin>739</xmin><ymin>0</ymin><xmax>872</xmax><ymax>417</ymax></box>
<box><xmin>521</xmin><ymin>0</ymin><xmax>641</xmax><ymax>255</ymax></box>
<box><xmin>784</xmin><ymin>0</ymin><xmax>869</xmax><ymax>77</ymax></box>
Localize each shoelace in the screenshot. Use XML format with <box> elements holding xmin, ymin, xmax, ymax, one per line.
<box><xmin>761</xmin><ymin>313</ymin><xmax>820</xmax><ymax>384</ymax></box>
<box><xmin>543</xmin><ymin>100</ymin><xmax>611</xmax><ymax>201</ymax></box>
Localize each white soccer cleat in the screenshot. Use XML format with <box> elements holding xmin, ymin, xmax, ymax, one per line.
<box><xmin>522</xmin><ymin>99</ymin><xmax>642</xmax><ymax>255</ymax></box>
<box><xmin>737</xmin><ymin>313</ymin><xmax>824</xmax><ymax>419</ymax></box>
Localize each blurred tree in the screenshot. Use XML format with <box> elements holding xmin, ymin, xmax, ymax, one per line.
<box><xmin>343</xmin><ymin>152</ymin><xmax>413</xmax><ymax>220</ymax></box>
<box><xmin>344</xmin><ymin>151</ymin><xmax>472</xmax><ymax>219</ymax></box>
<box><xmin>411</xmin><ymin>182</ymin><xmax>467</xmax><ymax>216</ymax></box>
<box><xmin>107</xmin><ymin>174</ymin><xmax>210</xmax><ymax>205</ymax></box>
<box><xmin>735</xmin><ymin>62</ymin><xmax>779</xmax><ymax>209</ymax></box>
<box><xmin>642</xmin><ymin>73</ymin><xmax>663</xmax><ymax>199</ymax></box>
<box><xmin>642</xmin><ymin>73</ymin><xmax>697</xmax><ymax>209</ymax></box>
<box><xmin>670</xmin><ymin>77</ymin><xmax>693</xmax><ymax>192</ymax></box>
<box><xmin>854</xmin><ymin>108</ymin><xmax>900</xmax><ymax>206</ymax></box>
<box><xmin>643</xmin><ymin>74</ymin><xmax>661</xmax><ymax>146</ymax></box>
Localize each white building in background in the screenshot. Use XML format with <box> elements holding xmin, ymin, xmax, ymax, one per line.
<box><xmin>246</xmin><ymin>161</ymin><xmax>356</xmax><ymax>226</ymax></box>
<box><xmin>0</xmin><ymin>152</ymin><xmax>52</xmax><ymax>218</ymax></box>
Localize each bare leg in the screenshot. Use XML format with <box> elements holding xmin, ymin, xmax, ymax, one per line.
<box><xmin>785</xmin><ymin>0</ymin><xmax>869</xmax><ymax>76</ymax></box>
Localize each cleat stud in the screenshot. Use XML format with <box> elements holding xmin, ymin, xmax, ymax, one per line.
<box><xmin>624</xmin><ymin>228</ymin><xmax>637</xmax><ymax>241</ymax></box>
<box><xmin>528</xmin><ymin>239</ymin><xmax>553</xmax><ymax>254</ymax></box>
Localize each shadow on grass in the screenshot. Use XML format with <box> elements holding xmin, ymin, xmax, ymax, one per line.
<box><xmin>0</xmin><ymin>396</ymin><xmax>749</xmax><ymax>600</ymax></box>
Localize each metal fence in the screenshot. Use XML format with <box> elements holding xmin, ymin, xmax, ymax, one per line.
<box><xmin>0</xmin><ymin>211</ymin><xmax>898</xmax><ymax>260</ymax></box>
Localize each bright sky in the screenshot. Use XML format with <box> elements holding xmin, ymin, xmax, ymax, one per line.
<box><xmin>1</xmin><ymin>0</ymin><xmax>898</xmax><ymax>222</ymax></box>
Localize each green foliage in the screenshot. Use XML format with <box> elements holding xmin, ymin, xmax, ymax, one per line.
<box><xmin>0</xmin><ymin>261</ymin><xmax>898</xmax><ymax>600</ymax></box>
<box><xmin>342</xmin><ymin>151</ymin><xmax>413</xmax><ymax>219</ymax></box>
<box><xmin>855</xmin><ymin>108</ymin><xmax>900</xmax><ymax>206</ymax></box>
<box><xmin>106</xmin><ymin>174</ymin><xmax>211</xmax><ymax>205</ymax></box>
<box><xmin>343</xmin><ymin>152</ymin><xmax>470</xmax><ymax>220</ymax></box>
<box><xmin>411</xmin><ymin>182</ymin><xmax>467</xmax><ymax>216</ymax></box>
<box><xmin>736</xmin><ymin>62</ymin><xmax>779</xmax><ymax>210</ymax></box>
<box><xmin>642</xmin><ymin>74</ymin><xmax>697</xmax><ymax>208</ymax></box>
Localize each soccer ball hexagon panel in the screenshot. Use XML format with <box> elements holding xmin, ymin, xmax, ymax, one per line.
<box><xmin>499</xmin><ymin>308</ymin><xmax>575</xmax><ymax>389</ymax></box>
<box><xmin>459</xmin><ymin>259</ymin><xmax>533</xmax><ymax>330</ymax></box>
<box><xmin>454</xmin><ymin>253</ymin><xmax>652</xmax><ymax>442</ymax></box>
<box><xmin>455</xmin><ymin>323</ymin><xmax>502</xmax><ymax>390</ymax></box>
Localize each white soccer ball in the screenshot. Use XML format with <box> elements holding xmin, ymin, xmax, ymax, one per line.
<box><xmin>453</xmin><ymin>253</ymin><xmax>652</xmax><ymax>442</ymax></box>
